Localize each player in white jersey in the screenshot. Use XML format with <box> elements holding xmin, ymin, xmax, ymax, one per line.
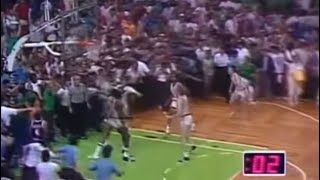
<box><xmin>163</xmin><ymin>75</ymin><xmax>194</xmax><ymax>135</ymax></box>
<box><xmin>174</xmin><ymin>85</ymin><xmax>196</xmax><ymax>162</ymax></box>
<box><xmin>228</xmin><ymin>67</ymin><xmax>255</xmax><ymax>119</ymax></box>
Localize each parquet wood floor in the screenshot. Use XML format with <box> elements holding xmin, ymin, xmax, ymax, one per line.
<box><xmin>131</xmin><ymin>97</ymin><xmax>319</xmax><ymax>180</ymax></box>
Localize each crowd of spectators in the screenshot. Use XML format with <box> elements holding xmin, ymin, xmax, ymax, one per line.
<box><xmin>1</xmin><ymin>0</ymin><xmax>319</xmax><ymax>179</ymax></box>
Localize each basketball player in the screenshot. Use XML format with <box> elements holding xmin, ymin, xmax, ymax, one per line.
<box><xmin>173</xmin><ymin>85</ymin><xmax>196</xmax><ymax>162</ymax></box>
<box><xmin>163</xmin><ymin>75</ymin><xmax>192</xmax><ymax>135</ymax></box>
<box><xmin>30</xmin><ymin>112</ymin><xmax>47</xmax><ymax>144</ymax></box>
<box><xmin>89</xmin><ymin>89</ymin><xmax>135</xmax><ymax>162</ymax></box>
<box><xmin>228</xmin><ymin>67</ymin><xmax>254</xmax><ymax>119</ymax></box>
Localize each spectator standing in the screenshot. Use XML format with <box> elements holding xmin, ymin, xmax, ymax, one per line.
<box><xmin>200</xmin><ymin>48</ymin><xmax>214</xmax><ymax>96</ymax></box>
<box><xmin>68</xmin><ymin>75</ymin><xmax>88</xmax><ymax>139</ymax></box>
<box><xmin>25</xmin><ymin>73</ymin><xmax>43</xmax><ymax>100</ymax></box>
<box><xmin>271</xmin><ymin>46</ymin><xmax>286</xmax><ymax>97</ymax></box>
<box><xmin>43</xmin><ymin>82</ymin><xmax>58</xmax><ymax>143</ymax></box>
<box><xmin>213</xmin><ymin>48</ymin><xmax>231</xmax><ymax>102</ymax></box>
<box><xmin>236</xmin><ymin>41</ymin><xmax>251</xmax><ymax>65</ymax></box>
<box><xmin>56</xmin><ymin>81</ymin><xmax>70</xmax><ymax>137</ymax></box>
<box><xmin>153</xmin><ymin>61</ymin><xmax>174</xmax><ymax>107</ymax></box>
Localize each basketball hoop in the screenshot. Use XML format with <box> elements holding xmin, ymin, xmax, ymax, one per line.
<box><xmin>6</xmin><ymin>2</ymin><xmax>97</xmax><ymax>72</ymax></box>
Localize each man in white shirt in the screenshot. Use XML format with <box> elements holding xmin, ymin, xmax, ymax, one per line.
<box><xmin>213</xmin><ymin>49</ymin><xmax>231</xmax><ymax>102</ymax></box>
<box><xmin>136</xmin><ymin>61</ymin><xmax>150</xmax><ymax>77</ymax></box>
<box><xmin>195</xmin><ymin>44</ymin><xmax>209</xmax><ymax>61</ymax></box>
<box><xmin>214</xmin><ymin>50</ymin><xmax>230</xmax><ymax>68</ymax></box>
<box><xmin>56</xmin><ymin>82</ymin><xmax>71</xmax><ymax>137</ymax></box>
<box><xmin>36</xmin><ymin>150</ymin><xmax>60</xmax><ymax>180</ymax></box>
<box><xmin>25</xmin><ymin>73</ymin><xmax>43</xmax><ymax>99</ymax></box>
<box><xmin>269</xmin><ymin>46</ymin><xmax>286</xmax><ymax>97</ymax></box>
<box><xmin>201</xmin><ymin>49</ymin><xmax>215</xmax><ymax>96</ymax></box>
<box><xmin>237</xmin><ymin>41</ymin><xmax>251</xmax><ymax>65</ymax></box>
<box><xmin>292</xmin><ymin>44</ymin><xmax>310</xmax><ymax>66</ymax></box>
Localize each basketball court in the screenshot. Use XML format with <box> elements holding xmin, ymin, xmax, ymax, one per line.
<box><xmin>2</xmin><ymin>1</ymin><xmax>318</xmax><ymax>179</ymax></box>
<box><xmin>67</xmin><ymin>97</ymin><xmax>318</xmax><ymax>180</ymax></box>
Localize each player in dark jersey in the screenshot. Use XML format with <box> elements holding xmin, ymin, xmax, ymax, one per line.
<box><xmin>89</xmin><ymin>89</ymin><xmax>135</xmax><ymax>162</ymax></box>
<box><xmin>30</xmin><ymin>113</ymin><xmax>47</xmax><ymax>143</ymax></box>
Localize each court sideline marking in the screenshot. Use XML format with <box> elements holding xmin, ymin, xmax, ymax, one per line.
<box><xmin>133</xmin><ymin>100</ymin><xmax>317</xmax><ymax>180</ymax></box>
<box><xmin>127</xmin><ymin>131</ymin><xmax>306</xmax><ymax>180</ymax></box>
<box><xmin>162</xmin><ymin>154</ymin><xmax>209</xmax><ymax>180</ymax></box>
<box><xmin>70</xmin><ymin>101</ymin><xmax>316</xmax><ymax>180</ymax></box>
<box><xmin>259</xmin><ymin>102</ymin><xmax>319</xmax><ymax>123</ymax></box>
<box><xmin>229</xmin><ymin>102</ymin><xmax>318</xmax><ymax>180</ymax></box>
<box><xmin>131</xmin><ymin>128</ymin><xmax>267</xmax><ymax>149</ymax></box>
<box><xmin>85</xmin><ymin>102</ymin><xmax>315</xmax><ymax>180</ymax></box>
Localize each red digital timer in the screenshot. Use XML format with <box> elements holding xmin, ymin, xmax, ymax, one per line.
<box><xmin>243</xmin><ymin>150</ymin><xmax>286</xmax><ymax>176</ymax></box>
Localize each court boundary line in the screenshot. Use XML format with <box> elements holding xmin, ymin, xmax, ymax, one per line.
<box><xmin>259</xmin><ymin>101</ymin><xmax>319</xmax><ymax>123</ymax></box>
<box><xmin>162</xmin><ymin>154</ymin><xmax>209</xmax><ymax>180</ymax></box>
<box><xmin>86</xmin><ymin>101</ymin><xmax>315</xmax><ymax>180</ymax></box>
<box><xmin>129</xmin><ymin>133</ymin><xmax>245</xmax><ymax>153</ymax></box>
<box><xmin>132</xmin><ymin>99</ymin><xmax>319</xmax><ymax>180</ymax></box>
<box><xmin>229</xmin><ymin>101</ymin><xmax>318</xmax><ymax>180</ymax></box>
<box><xmin>131</xmin><ymin>128</ymin><xmax>268</xmax><ymax>149</ymax></box>
<box><xmin>74</xmin><ymin>102</ymin><xmax>315</xmax><ymax>180</ymax></box>
<box><xmin>124</xmin><ymin>132</ymin><xmax>306</xmax><ymax>180</ymax></box>
<box><xmin>229</xmin><ymin>171</ymin><xmax>241</xmax><ymax>180</ymax></box>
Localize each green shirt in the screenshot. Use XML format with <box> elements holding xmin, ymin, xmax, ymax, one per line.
<box><xmin>238</xmin><ymin>62</ymin><xmax>256</xmax><ymax>82</ymax></box>
<box><xmin>22</xmin><ymin>91</ymin><xmax>38</xmax><ymax>107</ymax></box>
<box><xmin>43</xmin><ymin>88</ymin><xmax>57</xmax><ymax>112</ymax></box>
